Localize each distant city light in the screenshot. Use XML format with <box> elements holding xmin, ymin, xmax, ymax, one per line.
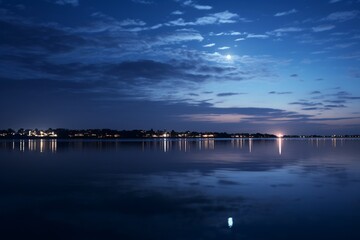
<box><xmin>228</xmin><ymin>217</ymin><xmax>233</xmax><ymax>228</ymax></box>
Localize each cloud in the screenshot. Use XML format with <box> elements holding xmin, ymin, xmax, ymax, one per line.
<box><xmin>343</xmin><ymin>96</ymin><xmax>360</xmax><ymax>100</ymax></box>
<box><xmin>218</xmin><ymin>46</ymin><xmax>230</xmax><ymax>50</ymax></box>
<box><xmin>203</xmin><ymin>43</ymin><xmax>215</xmax><ymax>47</ymax></box>
<box><xmin>273</xmin><ymin>27</ymin><xmax>303</xmax><ymax>33</ymax></box>
<box><xmin>274</xmin><ymin>9</ymin><xmax>297</xmax><ymax>17</ymax></box>
<box><xmin>193</xmin><ymin>4</ymin><xmax>212</xmax><ymax>10</ymax></box>
<box><xmin>287</xmin><ymin>90</ymin><xmax>360</xmax><ymax>111</ymax></box>
<box><xmin>179</xmin><ymin>106</ymin><xmax>315</xmax><ymax>125</ymax></box>
<box><xmin>210</xmin><ymin>31</ymin><xmax>243</xmax><ymax>36</ymax></box>
<box><xmin>0</xmin><ymin>11</ymin><xmax>279</xmax><ymax>90</ymax></box>
<box><xmin>325</xmin><ymin>100</ymin><xmax>346</xmax><ymax>104</ymax></box>
<box><xmin>171</xmin><ymin>10</ymin><xmax>184</xmax><ymax>15</ymax></box>
<box><xmin>329</xmin><ymin>0</ymin><xmax>342</xmax><ymax>3</ymax></box>
<box><xmin>324</xmin><ymin>104</ymin><xmax>346</xmax><ymax>108</ymax></box>
<box><xmin>217</xmin><ymin>92</ymin><xmax>239</xmax><ymax>97</ymax></box>
<box><xmin>197</xmin><ymin>11</ymin><xmax>239</xmax><ymax>24</ymax></box>
<box><xmin>156</xmin><ymin>29</ymin><xmax>204</xmax><ymax>45</ymax></box>
<box><xmin>312</xmin><ymin>25</ymin><xmax>335</xmax><ymax>32</ymax></box>
<box><xmin>180</xmin><ymin>114</ymin><xmax>248</xmax><ymax>123</ymax></box>
<box><xmin>289</xmin><ymin>101</ymin><xmax>323</xmax><ymax>107</ymax></box>
<box><xmin>197</xmin><ymin>65</ymin><xmax>237</xmax><ymax>74</ymax></box>
<box><xmin>87</xmin><ymin>12</ymin><xmax>153</xmax><ymax>32</ymax></box>
<box><xmin>235</xmin><ymin>38</ymin><xmax>245</xmax><ymax>41</ymax></box>
<box><xmin>331</xmin><ymin>91</ymin><xmax>360</xmax><ymax>100</ymax></box>
<box><xmin>301</xmin><ymin>107</ymin><xmax>321</xmax><ymax>111</ymax></box>
<box><xmin>290</xmin><ymin>74</ymin><xmax>298</xmax><ymax>77</ymax></box>
<box><xmin>119</xmin><ymin>19</ymin><xmax>147</xmax><ymax>26</ymax></box>
<box><xmin>167</xmin><ymin>10</ymin><xmax>245</xmax><ymax>26</ymax></box>
<box><xmin>54</xmin><ymin>0</ymin><xmax>79</xmax><ymax>6</ymax></box>
<box><xmin>269</xmin><ymin>91</ymin><xmax>292</xmax><ymax>95</ymax></box>
<box><xmin>182</xmin><ymin>0</ymin><xmax>212</xmax><ymax>10</ymax></box>
<box><xmin>323</xmin><ymin>11</ymin><xmax>359</xmax><ymax>22</ymax></box>
<box><xmin>247</xmin><ymin>34</ymin><xmax>269</xmax><ymax>39</ymax></box>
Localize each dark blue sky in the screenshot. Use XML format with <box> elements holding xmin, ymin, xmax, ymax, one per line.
<box><xmin>0</xmin><ymin>0</ymin><xmax>359</xmax><ymax>134</ymax></box>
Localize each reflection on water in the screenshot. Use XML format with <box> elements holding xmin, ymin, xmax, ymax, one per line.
<box><xmin>278</xmin><ymin>138</ymin><xmax>282</xmax><ymax>155</ymax></box>
<box><xmin>0</xmin><ymin>138</ymin><xmax>360</xmax><ymax>240</ymax></box>
<box><xmin>7</xmin><ymin>139</ymin><xmax>58</xmax><ymax>153</ymax></box>
<box><xmin>249</xmin><ymin>138</ymin><xmax>252</xmax><ymax>153</ymax></box>
<box><xmin>1</xmin><ymin>138</ymin><xmax>356</xmax><ymax>154</ymax></box>
<box><xmin>228</xmin><ymin>217</ymin><xmax>233</xmax><ymax>228</ymax></box>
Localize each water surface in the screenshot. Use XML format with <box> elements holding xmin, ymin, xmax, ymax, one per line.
<box><xmin>0</xmin><ymin>138</ymin><xmax>359</xmax><ymax>239</ymax></box>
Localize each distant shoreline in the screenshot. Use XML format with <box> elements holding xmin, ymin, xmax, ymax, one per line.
<box><xmin>1</xmin><ymin>128</ymin><xmax>359</xmax><ymax>139</ymax></box>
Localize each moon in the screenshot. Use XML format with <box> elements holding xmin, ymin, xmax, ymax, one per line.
<box><xmin>226</xmin><ymin>54</ymin><xmax>232</xmax><ymax>60</ymax></box>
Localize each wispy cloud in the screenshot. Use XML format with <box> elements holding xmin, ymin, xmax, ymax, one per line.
<box><xmin>273</xmin><ymin>27</ymin><xmax>303</xmax><ymax>33</ymax></box>
<box><xmin>325</xmin><ymin>100</ymin><xmax>346</xmax><ymax>104</ymax></box>
<box><xmin>183</xmin><ymin>0</ymin><xmax>212</xmax><ymax>10</ymax></box>
<box><xmin>324</xmin><ymin>104</ymin><xmax>346</xmax><ymax>108</ymax></box>
<box><xmin>274</xmin><ymin>9</ymin><xmax>297</xmax><ymax>17</ymax></box>
<box><xmin>312</xmin><ymin>24</ymin><xmax>335</xmax><ymax>32</ymax></box>
<box><xmin>171</xmin><ymin>10</ymin><xmax>184</xmax><ymax>15</ymax></box>
<box><xmin>156</xmin><ymin>29</ymin><xmax>204</xmax><ymax>45</ymax></box>
<box><xmin>193</xmin><ymin>4</ymin><xmax>212</xmax><ymax>10</ymax></box>
<box><xmin>289</xmin><ymin>101</ymin><xmax>322</xmax><ymax>107</ymax></box>
<box><xmin>218</xmin><ymin>46</ymin><xmax>230</xmax><ymax>50</ymax></box>
<box><xmin>167</xmin><ymin>11</ymin><xmax>241</xmax><ymax>26</ymax></box>
<box><xmin>119</xmin><ymin>19</ymin><xmax>147</xmax><ymax>26</ymax></box>
<box><xmin>290</xmin><ymin>74</ymin><xmax>298</xmax><ymax>77</ymax></box>
<box><xmin>210</xmin><ymin>31</ymin><xmax>243</xmax><ymax>36</ymax></box>
<box><xmin>88</xmin><ymin>12</ymin><xmax>152</xmax><ymax>32</ymax></box>
<box><xmin>323</xmin><ymin>11</ymin><xmax>359</xmax><ymax>22</ymax></box>
<box><xmin>269</xmin><ymin>91</ymin><xmax>292</xmax><ymax>95</ymax></box>
<box><xmin>217</xmin><ymin>92</ymin><xmax>239</xmax><ymax>97</ymax></box>
<box><xmin>247</xmin><ymin>34</ymin><xmax>269</xmax><ymax>39</ymax></box>
<box><xmin>203</xmin><ymin>43</ymin><xmax>215</xmax><ymax>47</ymax></box>
<box><xmin>181</xmin><ymin>113</ymin><xmax>248</xmax><ymax>123</ymax></box>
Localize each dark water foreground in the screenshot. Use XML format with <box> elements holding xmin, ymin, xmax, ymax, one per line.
<box><xmin>0</xmin><ymin>138</ymin><xmax>359</xmax><ymax>240</ymax></box>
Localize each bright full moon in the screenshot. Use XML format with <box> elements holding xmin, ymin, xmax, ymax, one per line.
<box><xmin>226</xmin><ymin>54</ymin><xmax>232</xmax><ymax>60</ymax></box>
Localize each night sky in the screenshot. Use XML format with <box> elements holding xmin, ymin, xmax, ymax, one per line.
<box><xmin>1</xmin><ymin>0</ymin><xmax>359</xmax><ymax>134</ymax></box>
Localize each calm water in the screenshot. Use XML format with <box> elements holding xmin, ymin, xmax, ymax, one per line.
<box><xmin>0</xmin><ymin>138</ymin><xmax>360</xmax><ymax>240</ymax></box>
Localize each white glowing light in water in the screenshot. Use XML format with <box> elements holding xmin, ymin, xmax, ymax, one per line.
<box><xmin>226</xmin><ymin>54</ymin><xmax>232</xmax><ymax>60</ymax></box>
<box><xmin>278</xmin><ymin>138</ymin><xmax>282</xmax><ymax>155</ymax></box>
<box><xmin>228</xmin><ymin>217</ymin><xmax>233</xmax><ymax>228</ymax></box>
